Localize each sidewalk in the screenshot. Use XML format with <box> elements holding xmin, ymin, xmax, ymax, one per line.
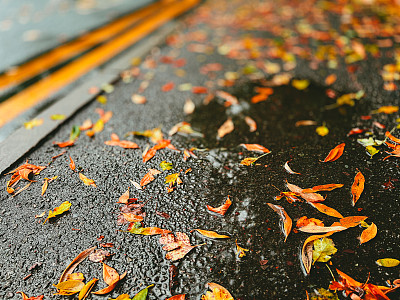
<box><xmin>1</xmin><ymin>0</ymin><xmax>400</xmax><ymax>299</ymax></box>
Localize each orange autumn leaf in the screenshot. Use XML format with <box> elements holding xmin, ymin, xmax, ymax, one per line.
<box><xmin>301</xmin><ymin>232</ymin><xmax>335</xmax><ymax>274</ymax></box>
<box><xmin>385</xmin><ymin>131</ymin><xmax>400</xmax><ymax>144</ymax></box>
<box><xmin>325</xmin><ymin>74</ymin><xmax>337</xmax><ymax>85</ymax></box>
<box><xmin>117</xmin><ymin>188</ymin><xmax>129</xmax><ymax>204</ymax></box>
<box><xmin>322</xmin><ymin>143</ymin><xmax>345</xmax><ymax>162</ymax></box>
<box><xmin>302</xmin><ymin>184</ymin><xmax>343</xmax><ymax>193</ymax></box>
<box><xmin>53</xmin><ymin>140</ymin><xmax>75</xmax><ymax>148</ymax></box>
<box><xmin>202</xmin><ymin>283</ymin><xmax>234</xmax><ymax>300</ymax></box>
<box><xmin>142</xmin><ymin>139</ymin><xmax>171</xmax><ymax>163</ymax></box>
<box><xmin>162</xmin><ymin>81</ymin><xmax>175</xmax><ymax>92</ymax></box>
<box><xmin>195</xmin><ymin>229</ymin><xmax>230</xmax><ymax>239</ymax></box>
<box><xmin>351</xmin><ymin>171</ymin><xmax>365</xmax><ymax>206</ymax></box>
<box><xmin>296</xmin><ymin>216</ymin><xmax>324</xmax><ymax>228</ymax></box>
<box><xmin>92</xmin><ymin>271</ymin><xmax>127</xmax><ymax>295</ymax></box>
<box><xmin>337</xmin><ymin>216</ymin><xmax>368</xmax><ymax>228</ymax></box>
<box><xmin>17</xmin><ymin>292</ymin><xmax>43</xmax><ymax>300</ymax></box>
<box><xmin>102</xmin><ymin>263</ymin><xmax>120</xmax><ymax>286</ymax></box>
<box><xmin>69</xmin><ymin>156</ymin><xmax>76</xmax><ymax>171</ymax></box>
<box><xmin>53</xmin><ymin>280</ymin><xmax>85</xmax><ymax>295</ymax></box>
<box><xmin>41</xmin><ymin>179</ymin><xmax>48</xmax><ymax>196</ymax></box>
<box><xmin>267</xmin><ymin>203</ymin><xmax>292</xmax><ymax>242</ymax></box>
<box><xmin>160</xmin><ymin>232</ymin><xmax>197</xmax><ymax>261</ymax></box>
<box><xmin>79</xmin><ymin>173</ymin><xmax>96</xmax><ymax>187</ymax></box>
<box><xmin>192</xmin><ymin>86</ymin><xmax>208</xmax><ymax>94</ymax></box>
<box><xmin>310</xmin><ymin>202</ymin><xmax>344</xmax><ymax>218</ymax></box>
<box><xmin>104</xmin><ymin>133</ymin><xmax>139</xmax><ymax>149</ymax></box>
<box><xmin>121</xmin><ymin>213</ymin><xmax>143</xmax><ymax>222</ymax></box>
<box><xmin>140</xmin><ymin>169</ymin><xmax>161</xmax><ymax>187</ymax></box>
<box><xmin>298</xmin><ymin>224</ymin><xmax>347</xmax><ymax>234</ymax></box>
<box><xmin>215</xmin><ymin>90</ymin><xmax>239</xmax><ymax>106</ymax></box>
<box><xmin>286</xmin><ymin>182</ymin><xmax>324</xmax><ymax>203</ymax></box>
<box><xmin>207</xmin><ymin>196</ymin><xmax>232</xmax><ymax>216</ymax></box>
<box><xmin>59</xmin><ymin>247</ymin><xmax>96</xmax><ymax>283</ymax></box>
<box><xmin>78</xmin><ymin>278</ymin><xmax>98</xmax><ymax>300</ymax></box>
<box><xmin>360</xmin><ymin>222</ymin><xmax>377</xmax><ymax>244</ymax></box>
<box><xmin>244</xmin><ymin>116</ymin><xmax>257</xmax><ymax>132</ymax></box>
<box><xmin>217</xmin><ymin>118</ymin><xmax>234</xmax><ymax>138</ymax></box>
<box><xmin>251</xmin><ymin>93</ymin><xmax>269</xmax><ymax>103</ymax></box>
<box><xmin>167</xmin><ymin>295</ymin><xmax>186</xmax><ymax>300</ymax></box>
<box><xmin>240</xmin><ymin>143</ymin><xmax>270</xmax><ymax>153</ymax></box>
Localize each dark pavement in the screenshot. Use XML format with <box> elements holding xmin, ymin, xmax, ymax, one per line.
<box><xmin>1</xmin><ymin>0</ymin><xmax>400</xmax><ymax>299</ymax></box>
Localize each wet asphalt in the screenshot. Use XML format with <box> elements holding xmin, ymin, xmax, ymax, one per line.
<box><xmin>1</xmin><ymin>0</ymin><xmax>400</xmax><ymax>299</ymax></box>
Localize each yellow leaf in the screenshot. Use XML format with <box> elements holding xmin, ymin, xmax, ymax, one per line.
<box><xmin>165</xmin><ymin>173</ymin><xmax>182</xmax><ymax>187</ymax></box>
<box><xmin>376</xmin><ymin>258</ymin><xmax>400</xmax><ymax>267</ymax></box>
<box><xmin>312</xmin><ymin>237</ymin><xmax>337</xmax><ymax>263</ymax></box>
<box><xmin>96</xmin><ymin>95</ymin><xmax>107</xmax><ymax>104</ymax></box>
<box><xmin>202</xmin><ymin>283</ymin><xmax>234</xmax><ymax>300</ymax></box>
<box><xmin>377</xmin><ymin>105</ymin><xmax>399</xmax><ymax>114</ymax></box>
<box><xmin>44</xmin><ymin>201</ymin><xmax>71</xmax><ymax>224</ymax></box>
<box><xmin>53</xmin><ymin>280</ymin><xmax>85</xmax><ymax>295</ymax></box>
<box><xmin>50</xmin><ymin>114</ymin><xmax>66</xmax><ymax>120</ymax></box>
<box><xmin>24</xmin><ymin>118</ymin><xmax>43</xmax><ymax>129</ymax></box>
<box><xmin>79</xmin><ymin>173</ymin><xmax>97</xmax><ymax>187</ymax></box>
<box><xmin>235</xmin><ymin>239</ymin><xmax>249</xmax><ymax>258</ymax></box>
<box><xmin>316</xmin><ymin>125</ymin><xmax>329</xmax><ymax>136</ymax></box>
<box><xmin>78</xmin><ymin>278</ymin><xmax>98</xmax><ymax>300</ymax></box>
<box><xmin>292</xmin><ymin>79</ymin><xmax>310</xmax><ymax>90</ymax></box>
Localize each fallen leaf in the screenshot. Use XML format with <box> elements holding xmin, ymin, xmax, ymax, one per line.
<box><xmin>202</xmin><ymin>283</ymin><xmax>234</xmax><ymax>300</ymax></box>
<box><xmin>167</xmin><ymin>295</ymin><xmax>186</xmax><ymax>300</ymax></box>
<box><xmin>117</xmin><ymin>188</ymin><xmax>130</xmax><ymax>204</ymax></box>
<box><xmin>296</xmin><ymin>216</ymin><xmax>324</xmax><ymax>228</ymax></box>
<box><xmin>215</xmin><ymin>90</ymin><xmax>239</xmax><ymax>106</ymax></box>
<box><xmin>127</xmin><ymin>127</ymin><xmax>163</xmax><ymax>143</ymax></box>
<box><xmin>53</xmin><ymin>280</ymin><xmax>85</xmax><ymax>295</ymax></box>
<box><xmin>240</xmin><ymin>157</ymin><xmax>258</xmax><ymax>166</ymax></box>
<box><xmin>78</xmin><ymin>278</ymin><xmax>98</xmax><ymax>300</ymax></box>
<box><xmin>160</xmin><ymin>161</ymin><xmax>173</xmax><ymax>171</ymax></box>
<box><xmin>132</xmin><ymin>284</ymin><xmax>154</xmax><ymax>300</ymax></box>
<box><xmin>70</xmin><ymin>125</ymin><xmax>81</xmax><ymax>141</ymax></box>
<box><xmin>240</xmin><ymin>143</ymin><xmax>270</xmax><ymax>153</ymax></box>
<box><xmin>122</xmin><ymin>213</ymin><xmax>143</xmax><ymax>222</ymax></box>
<box><xmin>292</xmin><ymin>79</ymin><xmax>310</xmax><ymax>90</ymax></box>
<box><xmin>67</xmin><ymin>273</ymin><xmax>84</xmax><ymax>281</ymax></box>
<box><xmin>301</xmin><ymin>232</ymin><xmax>334</xmax><ymax>274</ymax></box>
<box><xmin>59</xmin><ymin>247</ymin><xmax>96</xmax><ymax>283</ymax></box>
<box><xmin>24</xmin><ymin>118</ymin><xmax>43</xmax><ymax>129</ymax></box>
<box><xmin>143</xmin><ymin>140</ymin><xmax>172</xmax><ymax>163</ymax></box>
<box><xmin>184</xmin><ymin>98</ymin><xmax>195</xmax><ymax>114</ymax></box>
<box><xmin>128</xmin><ymin>224</ymin><xmax>171</xmax><ymax>236</ymax></box>
<box><xmin>313</xmin><ymin>237</ymin><xmax>337</xmax><ymax>263</ymax></box>
<box><xmin>165</xmin><ymin>172</ymin><xmax>182</xmax><ymax>189</ymax></box>
<box><xmin>376</xmin><ymin>106</ymin><xmax>399</xmax><ymax>114</ymax></box>
<box><xmin>284</xmin><ymin>161</ymin><xmax>301</xmax><ymax>175</ymax></box>
<box><xmin>50</xmin><ymin>114</ymin><xmax>66</xmax><ymax>120</ymax></box>
<box><xmin>235</xmin><ymin>239</ymin><xmax>249</xmax><ymax>258</ymax></box>
<box><xmin>160</xmin><ymin>232</ymin><xmax>197</xmax><ymax>261</ymax></box>
<box><xmin>299</xmin><ymin>225</ymin><xmax>347</xmax><ymax>234</ymax></box>
<box><xmin>88</xmin><ymin>250</ymin><xmax>111</xmax><ymax>263</ymax></box>
<box><xmin>244</xmin><ymin>116</ymin><xmax>257</xmax><ymax>132</ymax></box>
<box><xmin>105</xmin><ymin>134</ymin><xmax>139</xmax><ymax>149</ymax></box>
<box><xmin>207</xmin><ymin>196</ymin><xmax>232</xmax><ymax>216</ymax></box>
<box><xmin>316</xmin><ymin>125</ymin><xmax>329</xmax><ymax>136</ymax></box>
<box><xmin>360</xmin><ymin>222</ymin><xmax>377</xmax><ymax>244</ymax></box>
<box><xmin>322</xmin><ymin>143</ymin><xmax>345</xmax><ymax>162</ymax></box>
<box><xmin>302</xmin><ymin>184</ymin><xmax>343</xmax><ymax>193</ymax></box>
<box><xmin>385</xmin><ymin>131</ymin><xmax>400</xmax><ymax>144</ymax></box>
<box><xmin>53</xmin><ymin>140</ymin><xmax>75</xmax><ymax>148</ymax></box>
<box><xmin>267</xmin><ymin>203</ymin><xmax>292</xmax><ymax>242</ymax></box>
<box><xmin>79</xmin><ymin>173</ymin><xmax>97</xmax><ymax>187</ymax></box>
<box><xmin>311</xmin><ymin>203</ymin><xmax>344</xmax><ymax>218</ymax></box>
<box><xmin>162</xmin><ymin>82</ymin><xmax>175</xmax><ymax>92</ymax></box>
<box><xmin>195</xmin><ymin>229</ymin><xmax>230</xmax><ymax>239</ymax></box>
<box><xmin>192</xmin><ymin>86</ymin><xmax>208</xmax><ymax>94</ymax></box>
<box><xmin>286</xmin><ymin>182</ymin><xmax>324</xmax><ymax>203</ymax></box>
<box><xmin>92</xmin><ymin>266</ymin><xmax>126</xmax><ymax>295</ymax></box>
<box><xmin>44</xmin><ymin>201</ymin><xmax>71</xmax><ymax>224</ymax></box>
<box><xmin>140</xmin><ymin>169</ymin><xmax>161</xmax><ymax>187</ymax></box>
<box><xmin>69</xmin><ymin>156</ymin><xmax>76</xmax><ymax>171</ymax></box>
<box><xmin>217</xmin><ymin>118</ymin><xmax>234</xmax><ymax>138</ymax></box>
<box><xmin>41</xmin><ymin>179</ymin><xmax>48</xmax><ymax>196</ymax></box>
<box><xmin>366</xmin><ymin>145</ymin><xmax>379</xmax><ymax>157</ymax></box>
<box><xmin>376</xmin><ymin>258</ymin><xmax>400</xmax><ymax>267</ymax></box>
<box><xmin>325</xmin><ymin>74</ymin><xmax>337</xmax><ymax>85</ymax></box>
<box><xmin>109</xmin><ymin>294</ymin><xmax>131</xmax><ymax>300</ymax></box>
<box><xmin>295</xmin><ymin>120</ymin><xmax>317</xmax><ymax>127</ymax></box>
<box><xmin>131</xmin><ymin>94</ymin><xmax>146</xmax><ymax>104</ymax></box>
<box><xmin>351</xmin><ymin>171</ymin><xmax>365</xmax><ymax>206</ymax></box>
<box><xmin>16</xmin><ymin>292</ymin><xmax>44</xmax><ymax>300</ymax></box>
<box><xmin>337</xmin><ymin>216</ymin><xmax>368</xmax><ymax>228</ymax></box>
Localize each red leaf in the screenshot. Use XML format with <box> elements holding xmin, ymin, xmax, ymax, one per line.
<box><xmin>69</xmin><ymin>156</ymin><xmax>76</xmax><ymax>171</ymax></box>
<box><xmin>192</xmin><ymin>86</ymin><xmax>208</xmax><ymax>94</ymax></box>
<box><xmin>53</xmin><ymin>140</ymin><xmax>75</xmax><ymax>148</ymax></box>
<box><xmin>162</xmin><ymin>82</ymin><xmax>175</xmax><ymax>92</ymax></box>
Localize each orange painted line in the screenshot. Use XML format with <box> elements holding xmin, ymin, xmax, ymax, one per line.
<box><xmin>0</xmin><ymin>1</ymin><xmax>166</xmax><ymax>92</ymax></box>
<box><xmin>0</xmin><ymin>0</ymin><xmax>199</xmax><ymax>128</ymax></box>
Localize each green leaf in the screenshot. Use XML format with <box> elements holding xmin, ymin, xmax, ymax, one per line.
<box><xmin>312</xmin><ymin>237</ymin><xmax>337</xmax><ymax>263</ymax></box>
<box><xmin>70</xmin><ymin>125</ymin><xmax>81</xmax><ymax>142</ymax></box>
<box><xmin>132</xmin><ymin>285</ymin><xmax>154</xmax><ymax>300</ymax></box>
<box><xmin>376</xmin><ymin>258</ymin><xmax>400</xmax><ymax>267</ymax></box>
<box><xmin>160</xmin><ymin>161</ymin><xmax>173</xmax><ymax>171</ymax></box>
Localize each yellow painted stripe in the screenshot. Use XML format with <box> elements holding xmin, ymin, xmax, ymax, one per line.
<box><xmin>0</xmin><ymin>1</ymin><xmax>165</xmax><ymax>92</ymax></box>
<box><xmin>0</xmin><ymin>0</ymin><xmax>199</xmax><ymax>128</ymax></box>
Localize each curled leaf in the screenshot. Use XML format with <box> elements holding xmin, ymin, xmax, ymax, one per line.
<box><xmin>207</xmin><ymin>196</ymin><xmax>232</xmax><ymax>216</ymax></box>
<box><xmin>140</xmin><ymin>169</ymin><xmax>161</xmax><ymax>187</ymax></box>
<box><xmin>241</xmin><ymin>143</ymin><xmax>270</xmax><ymax>153</ymax></box>
<box><xmin>267</xmin><ymin>203</ymin><xmax>292</xmax><ymax>242</ymax></box>
<box><xmin>79</xmin><ymin>173</ymin><xmax>96</xmax><ymax>187</ymax></box>
<box><xmin>195</xmin><ymin>229</ymin><xmax>230</xmax><ymax>239</ymax></box>
<box><xmin>17</xmin><ymin>292</ymin><xmax>44</xmax><ymax>300</ymax></box>
<box><xmin>322</xmin><ymin>143</ymin><xmax>345</xmax><ymax>162</ymax></box>
<box><xmin>284</xmin><ymin>161</ymin><xmax>301</xmax><ymax>175</ymax></box>
<box><xmin>44</xmin><ymin>201</ymin><xmax>71</xmax><ymax>224</ymax></box>
<box><xmin>235</xmin><ymin>239</ymin><xmax>249</xmax><ymax>258</ymax></box>
<box><xmin>351</xmin><ymin>171</ymin><xmax>365</xmax><ymax>206</ymax></box>
<box><xmin>301</xmin><ymin>232</ymin><xmax>334</xmax><ymax>274</ymax></box>
<box><xmin>244</xmin><ymin>116</ymin><xmax>257</xmax><ymax>132</ymax></box>
<box><xmin>69</xmin><ymin>156</ymin><xmax>76</xmax><ymax>171</ymax></box>
<box><xmin>78</xmin><ymin>278</ymin><xmax>98</xmax><ymax>300</ymax></box>
<box><xmin>59</xmin><ymin>246</ymin><xmax>96</xmax><ymax>283</ymax></box>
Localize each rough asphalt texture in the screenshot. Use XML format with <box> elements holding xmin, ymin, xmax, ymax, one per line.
<box><xmin>1</xmin><ymin>0</ymin><xmax>400</xmax><ymax>299</ymax></box>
